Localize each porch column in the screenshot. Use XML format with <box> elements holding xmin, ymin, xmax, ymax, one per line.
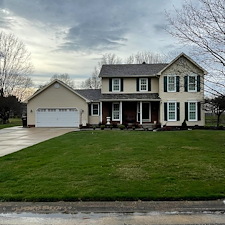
<box><xmin>140</xmin><ymin>101</ymin><xmax>143</xmax><ymax>125</ymax></box>
<box><xmin>100</xmin><ymin>102</ymin><xmax>102</xmax><ymax>123</ymax></box>
<box><xmin>120</xmin><ymin>101</ymin><xmax>122</xmax><ymax>124</ymax></box>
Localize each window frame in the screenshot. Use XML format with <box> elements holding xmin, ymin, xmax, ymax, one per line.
<box><xmin>139</xmin><ymin>78</ymin><xmax>148</xmax><ymax>92</ymax></box>
<box><xmin>167</xmin><ymin>75</ymin><xmax>176</xmax><ymax>92</ymax></box>
<box><xmin>188</xmin><ymin>101</ymin><xmax>197</xmax><ymax>121</ymax></box>
<box><xmin>91</xmin><ymin>103</ymin><xmax>99</xmax><ymax>116</ymax></box>
<box><xmin>112</xmin><ymin>102</ymin><xmax>120</xmax><ymax>121</ymax></box>
<box><xmin>167</xmin><ymin>101</ymin><xmax>177</xmax><ymax>121</ymax></box>
<box><xmin>112</xmin><ymin>78</ymin><xmax>121</xmax><ymax>92</ymax></box>
<box><xmin>188</xmin><ymin>75</ymin><xmax>197</xmax><ymax>92</ymax></box>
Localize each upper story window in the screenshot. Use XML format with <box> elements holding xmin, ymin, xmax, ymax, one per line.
<box><xmin>112</xmin><ymin>78</ymin><xmax>120</xmax><ymax>92</ymax></box>
<box><xmin>139</xmin><ymin>78</ymin><xmax>148</xmax><ymax>91</ymax></box>
<box><xmin>184</xmin><ymin>74</ymin><xmax>200</xmax><ymax>92</ymax></box>
<box><xmin>188</xmin><ymin>75</ymin><xmax>197</xmax><ymax>92</ymax></box>
<box><xmin>164</xmin><ymin>76</ymin><xmax>180</xmax><ymax>92</ymax></box>
<box><xmin>167</xmin><ymin>75</ymin><xmax>176</xmax><ymax>92</ymax></box>
<box><xmin>136</xmin><ymin>78</ymin><xmax>151</xmax><ymax>92</ymax></box>
<box><xmin>109</xmin><ymin>78</ymin><xmax>123</xmax><ymax>92</ymax></box>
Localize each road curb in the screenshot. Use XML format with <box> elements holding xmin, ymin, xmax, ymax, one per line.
<box><xmin>1</xmin><ymin>200</ymin><xmax>225</xmax><ymax>214</ymax></box>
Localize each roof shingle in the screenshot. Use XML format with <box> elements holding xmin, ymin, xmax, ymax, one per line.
<box><xmin>99</xmin><ymin>64</ymin><xmax>168</xmax><ymax>77</ymax></box>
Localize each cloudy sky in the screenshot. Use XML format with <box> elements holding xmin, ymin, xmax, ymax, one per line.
<box><xmin>0</xmin><ymin>0</ymin><xmax>186</xmax><ymax>87</ymax></box>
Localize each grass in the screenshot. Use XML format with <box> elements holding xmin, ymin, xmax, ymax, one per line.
<box><xmin>0</xmin><ymin>130</ymin><xmax>225</xmax><ymax>201</ymax></box>
<box><xmin>0</xmin><ymin>118</ymin><xmax>22</xmax><ymax>129</ymax></box>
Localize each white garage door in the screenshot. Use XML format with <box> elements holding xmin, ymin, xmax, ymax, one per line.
<box><xmin>36</xmin><ymin>108</ymin><xmax>80</xmax><ymax>127</ymax></box>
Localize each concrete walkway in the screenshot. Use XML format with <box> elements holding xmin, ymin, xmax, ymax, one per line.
<box><xmin>0</xmin><ymin>126</ymin><xmax>78</xmax><ymax>157</ymax></box>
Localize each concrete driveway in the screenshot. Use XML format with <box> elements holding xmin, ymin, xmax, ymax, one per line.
<box><xmin>0</xmin><ymin>126</ymin><xmax>78</xmax><ymax>157</ymax></box>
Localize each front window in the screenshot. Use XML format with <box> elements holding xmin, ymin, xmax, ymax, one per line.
<box><xmin>139</xmin><ymin>78</ymin><xmax>148</xmax><ymax>91</ymax></box>
<box><xmin>168</xmin><ymin>76</ymin><xmax>176</xmax><ymax>92</ymax></box>
<box><xmin>92</xmin><ymin>103</ymin><xmax>99</xmax><ymax>116</ymax></box>
<box><xmin>112</xmin><ymin>103</ymin><xmax>120</xmax><ymax>121</ymax></box>
<box><xmin>188</xmin><ymin>75</ymin><xmax>197</xmax><ymax>92</ymax></box>
<box><xmin>188</xmin><ymin>102</ymin><xmax>197</xmax><ymax>121</ymax></box>
<box><xmin>112</xmin><ymin>78</ymin><xmax>120</xmax><ymax>92</ymax></box>
<box><xmin>168</xmin><ymin>102</ymin><xmax>176</xmax><ymax>121</ymax></box>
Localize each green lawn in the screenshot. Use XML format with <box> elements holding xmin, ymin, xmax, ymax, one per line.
<box><xmin>0</xmin><ymin>130</ymin><xmax>225</xmax><ymax>201</ymax></box>
<box><xmin>0</xmin><ymin>118</ymin><xmax>22</xmax><ymax>129</ymax></box>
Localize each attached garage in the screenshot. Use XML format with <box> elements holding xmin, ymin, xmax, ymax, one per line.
<box><xmin>26</xmin><ymin>80</ymin><xmax>92</xmax><ymax>127</ymax></box>
<box><xmin>36</xmin><ymin>108</ymin><xmax>80</xmax><ymax>127</ymax></box>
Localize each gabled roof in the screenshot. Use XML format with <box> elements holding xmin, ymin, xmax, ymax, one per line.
<box><xmin>99</xmin><ymin>63</ymin><xmax>168</xmax><ymax>78</ymax></box>
<box><xmin>26</xmin><ymin>79</ymin><xmax>91</xmax><ymax>103</ymax></box>
<box><xmin>157</xmin><ymin>52</ymin><xmax>208</xmax><ymax>75</ymax></box>
<box><xmin>99</xmin><ymin>53</ymin><xmax>207</xmax><ymax>78</ymax></box>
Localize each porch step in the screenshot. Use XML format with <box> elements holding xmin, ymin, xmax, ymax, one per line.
<box><xmin>142</xmin><ymin>123</ymin><xmax>154</xmax><ymax>131</ymax></box>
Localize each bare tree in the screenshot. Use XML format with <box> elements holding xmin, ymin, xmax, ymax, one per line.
<box><xmin>50</xmin><ymin>73</ymin><xmax>75</xmax><ymax>88</ymax></box>
<box><xmin>166</xmin><ymin>0</ymin><xmax>225</xmax><ymax>96</ymax></box>
<box><xmin>126</xmin><ymin>51</ymin><xmax>167</xmax><ymax>64</ymax></box>
<box><xmin>81</xmin><ymin>52</ymin><xmax>167</xmax><ymax>89</ymax></box>
<box><xmin>81</xmin><ymin>53</ymin><xmax>122</xmax><ymax>89</ymax></box>
<box><xmin>0</xmin><ymin>31</ymin><xmax>33</xmax><ymax>98</ymax></box>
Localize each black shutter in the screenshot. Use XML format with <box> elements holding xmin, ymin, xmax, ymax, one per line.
<box><xmin>120</xmin><ymin>78</ymin><xmax>123</xmax><ymax>92</ymax></box>
<box><xmin>177</xmin><ymin>102</ymin><xmax>180</xmax><ymax>121</ymax></box>
<box><xmin>148</xmin><ymin>78</ymin><xmax>151</xmax><ymax>91</ymax></box>
<box><xmin>185</xmin><ymin>102</ymin><xmax>188</xmax><ymax>121</ymax></box>
<box><xmin>136</xmin><ymin>78</ymin><xmax>139</xmax><ymax>91</ymax></box>
<box><xmin>88</xmin><ymin>104</ymin><xmax>91</xmax><ymax>116</ymax></box>
<box><xmin>197</xmin><ymin>75</ymin><xmax>201</xmax><ymax>92</ymax></box>
<box><xmin>109</xmin><ymin>78</ymin><xmax>112</xmax><ymax>92</ymax></box>
<box><xmin>176</xmin><ymin>76</ymin><xmax>180</xmax><ymax>92</ymax></box>
<box><xmin>184</xmin><ymin>76</ymin><xmax>188</xmax><ymax>92</ymax></box>
<box><xmin>164</xmin><ymin>76</ymin><xmax>167</xmax><ymax>92</ymax></box>
<box><xmin>198</xmin><ymin>102</ymin><xmax>201</xmax><ymax>120</ymax></box>
<box><xmin>164</xmin><ymin>102</ymin><xmax>167</xmax><ymax>121</ymax></box>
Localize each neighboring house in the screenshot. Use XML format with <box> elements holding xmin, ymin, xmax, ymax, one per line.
<box><xmin>27</xmin><ymin>53</ymin><xmax>207</xmax><ymax>128</ymax></box>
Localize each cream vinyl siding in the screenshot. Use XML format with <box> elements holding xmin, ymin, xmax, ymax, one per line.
<box><xmin>159</xmin><ymin>56</ymin><xmax>205</xmax><ymax>126</ymax></box>
<box><xmin>27</xmin><ymin>82</ymin><xmax>88</xmax><ymax>126</ymax></box>
<box><xmin>101</xmin><ymin>77</ymin><xmax>159</xmax><ymax>93</ymax></box>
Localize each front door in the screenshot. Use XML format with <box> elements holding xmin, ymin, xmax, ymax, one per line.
<box><xmin>142</xmin><ymin>103</ymin><xmax>150</xmax><ymax>122</ymax></box>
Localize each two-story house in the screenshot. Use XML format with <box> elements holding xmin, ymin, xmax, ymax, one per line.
<box><xmin>26</xmin><ymin>53</ymin><xmax>206</xmax><ymax>128</ymax></box>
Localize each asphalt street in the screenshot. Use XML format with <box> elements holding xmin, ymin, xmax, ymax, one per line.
<box><xmin>0</xmin><ymin>211</ymin><xmax>225</xmax><ymax>225</ymax></box>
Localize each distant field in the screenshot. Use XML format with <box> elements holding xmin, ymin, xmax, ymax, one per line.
<box><xmin>0</xmin><ymin>118</ymin><xmax>22</xmax><ymax>129</ymax></box>
<box><xmin>0</xmin><ymin>130</ymin><xmax>225</xmax><ymax>201</ymax></box>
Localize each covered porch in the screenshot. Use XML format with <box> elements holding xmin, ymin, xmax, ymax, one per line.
<box><xmin>100</xmin><ymin>100</ymin><xmax>160</xmax><ymax>126</ymax></box>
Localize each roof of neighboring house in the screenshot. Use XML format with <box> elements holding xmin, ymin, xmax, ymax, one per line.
<box><xmin>75</xmin><ymin>89</ymin><xmax>102</xmax><ymax>101</ymax></box>
<box><xmin>99</xmin><ymin>64</ymin><xmax>168</xmax><ymax>77</ymax></box>
<box><xmin>100</xmin><ymin>93</ymin><xmax>160</xmax><ymax>101</ymax></box>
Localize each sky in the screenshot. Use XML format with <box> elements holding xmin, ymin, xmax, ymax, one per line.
<box><xmin>0</xmin><ymin>0</ymin><xmax>186</xmax><ymax>87</ymax></box>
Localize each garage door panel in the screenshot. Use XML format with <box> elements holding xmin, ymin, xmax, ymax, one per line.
<box><xmin>36</xmin><ymin>108</ymin><xmax>79</xmax><ymax>127</ymax></box>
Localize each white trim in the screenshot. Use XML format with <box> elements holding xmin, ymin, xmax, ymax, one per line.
<box><xmin>139</xmin><ymin>78</ymin><xmax>148</xmax><ymax>92</ymax></box>
<box><xmin>120</xmin><ymin>101</ymin><xmax>123</xmax><ymax>124</ymax></box>
<box><xmin>91</xmin><ymin>103</ymin><xmax>99</xmax><ymax>116</ymax></box>
<box><xmin>140</xmin><ymin>101</ymin><xmax>143</xmax><ymax>124</ymax></box>
<box><xmin>167</xmin><ymin>75</ymin><xmax>176</xmax><ymax>92</ymax></box>
<box><xmin>112</xmin><ymin>78</ymin><xmax>121</xmax><ymax>92</ymax></box>
<box><xmin>188</xmin><ymin>74</ymin><xmax>197</xmax><ymax>92</ymax></box>
<box><xmin>188</xmin><ymin>101</ymin><xmax>198</xmax><ymax>121</ymax></box>
<box><xmin>100</xmin><ymin>102</ymin><xmax>102</xmax><ymax>123</ymax></box>
<box><xmin>167</xmin><ymin>101</ymin><xmax>177</xmax><ymax>122</ymax></box>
